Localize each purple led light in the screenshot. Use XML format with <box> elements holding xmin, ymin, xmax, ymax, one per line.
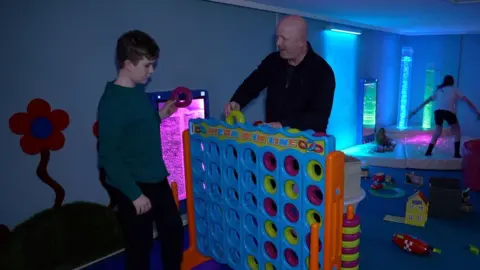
<box><xmin>158</xmin><ymin>99</ymin><xmax>205</xmax><ymax>200</ymax></box>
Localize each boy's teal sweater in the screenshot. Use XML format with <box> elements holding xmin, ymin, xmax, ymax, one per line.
<box><xmin>97</xmin><ymin>82</ymin><xmax>169</xmax><ymax>201</ymax></box>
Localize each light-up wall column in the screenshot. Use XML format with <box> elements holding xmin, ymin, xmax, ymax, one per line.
<box><xmin>422</xmin><ymin>68</ymin><xmax>435</xmax><ymax>129</ymax></box>
<box><xmin>323</xmin><ymin>29</ymin><xmax>359</xmax><ymax>150</ymax></box>
<box><xmin>396</xmin><ymin>47</ymin><xmax>413</xmax><ymax>130</ymax></box>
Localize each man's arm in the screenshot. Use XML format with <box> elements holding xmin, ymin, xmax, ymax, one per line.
<box><xmin>98</xmin><ymin>98</ymin><xmax>142</xmax><ymax>201</ymax></box>
<box><xmin>230</xmin><ymin>53</ymin><xmax>275</xmax><ymax>109</ymax></box>
<box><xmin>281</xmin><ymin>68</ymin><xmax>336</xmax><ymax>132</ymax></box>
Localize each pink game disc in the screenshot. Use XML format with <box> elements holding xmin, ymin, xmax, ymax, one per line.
<box><xmin>343</xmin><ymin>214</ymin><xmax>360</xmax><ymax>227</ymax></box>
<box><xmin>342</xmin><ymin>259</ymin><xmax>359</xmax><ymax>268</ymax></box>
<box><xmin>342</xmin><ymin>246</ymin><xmax>360</xmax><ymax>254</ymax></box>
<box><xmin>342</xmin><ymin>232</ymin><xmax>360</xmax><ymax>241</ymax></box>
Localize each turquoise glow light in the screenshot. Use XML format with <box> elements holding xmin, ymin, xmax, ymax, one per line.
<box><xmin>422</xmin><ymin>69</ymin><xmax>435</xmax><ymax>129</ymax></box>
<box><xmin>397</xmin><ymin>47</ymin><xmax>413</xmax><ymax>130</ymax></box>
<box><xmin>323</xmin><ymin>30</ymin><xmax>358</xmax><ymax>150</ymax></box>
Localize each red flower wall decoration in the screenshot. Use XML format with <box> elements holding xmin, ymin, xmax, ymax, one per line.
<box><xmin>9</xmin><ymin>98</ymin><xmax>69</xmax><ymax>208</ymax></box>
<box><xmin>93</xmin><ymin>120</ymin><xmax>115</xmax><ymax>209</ymax></box>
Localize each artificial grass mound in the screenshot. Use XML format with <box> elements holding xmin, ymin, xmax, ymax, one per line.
<box><xmin>1</xmin><ymin>202</ymin><xmax>124</xmax><ymax>270</ymax></box>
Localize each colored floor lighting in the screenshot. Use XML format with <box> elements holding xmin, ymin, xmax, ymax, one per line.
<box><xmin>397</xmin><ymin>47</ymin><xmax>413</xmax><ymax>130</ymax></box>
<box><xmin>422</xmin><ymin>69</ymin><xmax>435</xmax><ymax>129</ymax></box>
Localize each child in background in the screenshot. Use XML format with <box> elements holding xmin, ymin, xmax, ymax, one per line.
<box><xmin>409</xmin><ymin>75</ymin><xmax>480</xmax><ymax>158</ymax></box>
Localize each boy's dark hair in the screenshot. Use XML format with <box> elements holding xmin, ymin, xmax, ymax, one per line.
<box><xmin>436</xmin><ymin>74</ymin><xmax>455</xmax><ymax>90</ymax></box>
<box><xmin>116</xmin><ymin>30</ymin><xmax>159</xmax><ymax>68</ymax></box>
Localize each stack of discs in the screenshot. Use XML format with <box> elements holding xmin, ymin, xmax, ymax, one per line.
<box><xmin>342</xmin><ymin>205</ymin><xmax>360</xmax><ymax>270</ymax></box>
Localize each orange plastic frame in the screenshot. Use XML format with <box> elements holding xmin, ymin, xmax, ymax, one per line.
<box><xmin>176</xmin><ymin>130</ymin><xmax>345</xmax><ymax>270</ymax></box>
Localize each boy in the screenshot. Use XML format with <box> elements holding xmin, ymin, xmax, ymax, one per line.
<box><xmin>409</xmin><ymin>75</ymin><xmax>480</xmax><ymax>158</ymax></box>
<box><xmin>97</xmin><ymin>30</ymin><xmax>184</xmax><ymax>270</ymax></box>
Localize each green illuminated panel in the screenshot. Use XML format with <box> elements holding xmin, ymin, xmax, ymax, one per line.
<box><xmin>422</xmin><ymin>69</ymin><xmax>435</xmax><ymax>129</ymax></box>
<box><xmin>363</xmin><ymin>82</ymin><xmax>377</xmax><ymax>127</ymax></box>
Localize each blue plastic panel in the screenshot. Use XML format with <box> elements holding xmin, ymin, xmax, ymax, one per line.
<box><xmin>189</xmin><ymin>119</ymin><xmax>334</xmax><ymax>269</ymax></box>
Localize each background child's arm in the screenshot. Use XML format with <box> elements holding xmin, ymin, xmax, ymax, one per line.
<box><xmin>460</xmin><ymin>96</ymin><xmax>480</xmax><ymax>115</ymax></box>
<box><xmin>409</xmin><ymin>96</ymin><xmax>434</xmax><ymax>118</ymax></box>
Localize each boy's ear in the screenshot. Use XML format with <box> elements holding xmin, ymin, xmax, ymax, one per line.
<box><xmin>123</xmin><ymin>60</ymin><xmax>134</xmax><ymax>70</ymax></box>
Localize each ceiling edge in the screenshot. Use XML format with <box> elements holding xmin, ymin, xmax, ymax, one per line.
<box><xmin>204</xmin><ymin>0</ymin><xmax>401</xmax><ymax>34</ymax></box>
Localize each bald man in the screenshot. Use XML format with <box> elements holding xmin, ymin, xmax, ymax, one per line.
<box><xmin>224</xmin><ymin>16</ymin><xmax>336</xmax><ymax>132</ymax></box>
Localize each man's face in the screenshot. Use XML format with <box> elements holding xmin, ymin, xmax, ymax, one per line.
<box><xmin>276</xmin><ymin>25</ymin><xmax>301</xmax><ymax>60</ymax></box>
<box><xmin>126</xmin><ymin>57</ymin><xmax>156</xmax><ymax>84</ymax></box>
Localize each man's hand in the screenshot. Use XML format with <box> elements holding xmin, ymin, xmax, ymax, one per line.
<box><xmin>224</xmin><ymin>101</ymin><xmax>240</xmax><ymax>117</ymax></box>
<box><xmin>408</xmin><ymin>111</ymin><xmax>416</xmax><ymax>120</ymax></box>
<box><xmin>133</xmin><ymin>194</ymin><xmax>152</xmax><ymax>215</ymax></box>
<box><xmin>159</xmin><ymin>100</ymin><xmax>178</xmax><ymax>120</ymax></box>
<box><xmin>268</xmin><ymin>122</ymin><xmax>282</xmax><ymax>128</ymax></box>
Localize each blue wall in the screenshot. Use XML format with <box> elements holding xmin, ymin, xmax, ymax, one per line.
<box><xmin>0</xmin><ymin>0</ymin><xmax>401</xmax><ymax>228</ymax></box>
<box><xmin>401</xmin><ymin>35</ymin><xmax>480</xmax><ymax>136</ymax></box>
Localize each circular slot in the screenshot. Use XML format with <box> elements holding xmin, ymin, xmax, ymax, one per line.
<box><xmin>243</xmin><ymin>171</ymin><xmax>257</xmax><ymax>190</ymax></box>
<box><xmin>247</xmin><ymin>255</ymin><xmax>258</xmax><ymax>270</ymax></box>
<box><xmin>284</xmin><ymin>155</ymin><xmax>300</xmax><ymax>176</ymax></box>
<box><xmin>226</xmin><ymin>209</ymin><xmax>240</xmax><ymax>227</ymax></box>
<box><xmin>194</xmin><ymin>198</ymin><xmax>206</xmax><ymax>216</ymax></box>
<box><xmin>305</xmin><ymin>233</ymin><xmax>323</xmax><ymax>252</ymax></box>
<box><xmin>264</xmin><ymin>175</ymin><xmax>277</xmax><ymax>194</ymax></box>
<box><xmin>210</xmin><ymin>183</ymin><xmax>222</xmax><ymax>200</ymax></box>
<box><xmin>264</xmin><ymin>241</ymin><xmax>278</xmax><ymax>259</ymax></box>
<box><xmin>192</xmin><ymin>159</ymin><xmax>205</xmax><ymax>176</ymax></box>
<box><xmin>306</xmin><ymin>210</ymin><xmax>323</xmax><ymax>227</ymax></box>
<box><xmin>210</xmin><ymin>203</ymin><xmax>223</xmax><ymax>222</ymax></box>
<box><xmin>212</xmin><ymin>223</ymin><xmax>224</xmax><ymax>240</ymax></box>
<box><xmin>284</xmin><ymin>248</ymin><xmax>299</xmax><ymax>267</ymax></box>
<box><xmin>244</xmin><ymin>148</ymin><xmax>257</xmax><ymax>167</ymax></box>
<box><xmin>245</xmin><ymin>235</ymin><xmax>258</xmax><ymax>253</ymax></box>
<box><xmin>226</xmin><ymin>188</ymin><xmax>239</xmax><ymax>206</ymax></box>
<box><xmin>263</xmin><ymin>152</ymin><xmax>277</xmax><ymax>172</ymax></box>
<box><xmin>284</xmin><ymin>180</ymin><xmax>299</xmax><ymax>200</ymax></box>
<box><xmin>264</xmin><ymin>220</ymin><xmax>278</xmax><ymax>238</ymax></box>
<box><xmin>263</xmin><ymin>197</ymin><xmax>278</xmax><ymax>217</ymax></box>
<box><xmin>243</xmin><ymin>192</ymin><xmax>257</xmax><ymax>211</ymax></box>
<box><xmin>307</xmin><ymin>185</ymin><xmax>324</xmax><ymax>206</ymax></box>
<box><xmin>209</xmin><ymin>142</ymin><xmax>220</xmax><ymax>159</ymax></box>
<box><xmin>209</xmin><ymin>163</ymin><xmax>221</xmax><ymax>181</ymax></box>
<box><xmin>228</xmin><ymin>248</ymin><xmax>241</xmax><ymax>265</ymax></box>
<box><xmin>228</xmin><ymin>229</ymin><xmax>240</xmax><ymax>246</ymax></box>
<box><xmin>284</xmin><ymin>227</ymin><xmax>299</xmax><ymax>245</ymax></box>
<box><xmin>226</xmin><ymin>145</ymin><xmax>238</xmax><ymax>162</ymax></box>
<box><xmin>194</xmin><ymin>178</ymin><xmax>206</xmax><ymax>193</ymax></box>
<box><xmin>226</xmin><ymin>167</ymin><xmax>238</xmax><ymax>184</ymax></box>
<box><xmin>307</xmin><ymin>160</ymin><xmax>323</xmax><ymax>181</ymax></box>
<box><xmin>284</xmin><ymin>203</ymin><xmax>299</xmax><ymax>223</ymax></box>
<box><xmin>196</xmin><ymin>218</ymin><xmax>208</xmax><ymax>234</ymax></box>
<box><xmin>244</xmin><ymin>214</ymin><xmax>258</xmax><ymax>233</ymax></box>
<box><xmin>191</xmin><ymin>139</ymin><xmax>204</xmax><ymax>155</ymax></box>
<box><xmin>265</xmin><ymin>262</ymin><xmax>276</xmax><ymax>270</ymax></box>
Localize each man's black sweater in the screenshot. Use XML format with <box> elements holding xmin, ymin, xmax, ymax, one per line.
<box><xmin>231</xmin><ymin>42</ymin><xmax>336</xmax><ymax>132</ymax></box>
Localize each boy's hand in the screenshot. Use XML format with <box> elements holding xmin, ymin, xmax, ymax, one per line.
<box><xmin>133</xmin><ymin>194</ymin><xmax>152</xmax><ymax>215</ymax></box>
<box><xmin>224</xmin><ymin>101</ymin><xmax>240</xmax><ymax>117</ymax></box>
<box><xmin>159</xmin><ymin>100</ymin><xmax>178</xmax><ymax>120</ymax></box>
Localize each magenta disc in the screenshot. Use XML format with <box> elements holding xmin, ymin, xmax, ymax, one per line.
<box><xmin>342</xmin><ymin>246</ymin><xmax>360</xmax><ymax>254</ymax></box>
<box><xmin>307</xmin><ymin>185</ymin><xmax>323</xmax><ymax>206</ymax></box>
<box><xmin>342</xmin><ymin>259</ymin><xmax>359</xmax><ymax>268</ymax></box>
<box><xmin>343</xmin><ymin>214</ymin><xmax>360</xmax><ymax>227</ymax></box>
<box><xmin>264</xmin><ymin>242</ymin><xmax>278</xmax><ymax>259</ymax></box>
<box><xmin>342</xmin><ymin>233</ymin><xmax>360</xmax><ymax>241</ymax></box>
<box><xmin>263</xmin><ymin>152</ymin><xmax>277</xmax><ymax>171</ymax></box>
